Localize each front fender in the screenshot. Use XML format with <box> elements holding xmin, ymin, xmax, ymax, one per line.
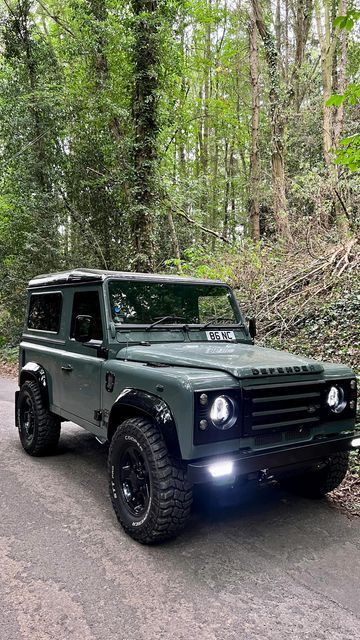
<box><xmin>107</xmin><ymin>389</ymin><xmax>181</xmax><ymax>457</ymax></box>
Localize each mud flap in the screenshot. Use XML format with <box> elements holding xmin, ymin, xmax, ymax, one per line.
<box><xmin>15</xmin><ymin>390</ymin><xmax>19</xmax><ymax>429</ymax></box>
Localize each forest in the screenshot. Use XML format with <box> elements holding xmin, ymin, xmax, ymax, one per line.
<box><xmin>0</xmin><ymin>0</ymin><xmax>359</xmax><ymax>362</ymax></box>
<box><xmin>0</xmin><ymin>0</ymin><xmax>359</xmax><ymax>506</ymax></box>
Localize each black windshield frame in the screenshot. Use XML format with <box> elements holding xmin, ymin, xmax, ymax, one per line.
<box><xmin>106</xmin><ymin>279</ymin><xmax>243</xmax><ymax>328</ymax></box>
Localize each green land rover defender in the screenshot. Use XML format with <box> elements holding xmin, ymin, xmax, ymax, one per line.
<box><xmin>16</xmin><ymin>269</ymin><xmax>359</xmax><ymax>543</ymax></box>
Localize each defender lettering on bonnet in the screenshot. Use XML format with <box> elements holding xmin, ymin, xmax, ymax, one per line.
<box><xmin>250</xmin><ymin>364</ymin><xmax>317</xmax><ymax>376</ymax></box>
<box><xmin>15</xmin><ymin>268</ymin><xmax>359</xmax><ymax>544</ymax></box>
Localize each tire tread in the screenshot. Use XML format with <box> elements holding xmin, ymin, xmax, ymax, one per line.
<box><xmin>18</xmin><ymin>380</ymin><xmax>61</xmax><ymax>456</ymax></box>
<box><xmin>108</xmin><ymin>417</ymin><xmax>192</xmax><ymax>544</ymax></box>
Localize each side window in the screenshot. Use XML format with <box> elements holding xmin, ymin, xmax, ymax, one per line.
<box><xmin>28</xmin><ymin>293</ymin><xmax>62</xmax><ymax>333</ymax></box>
<box><xmin>70</xmin><ymin>291</ymin><xmax>103</xmax><ymax>341</ymax></box>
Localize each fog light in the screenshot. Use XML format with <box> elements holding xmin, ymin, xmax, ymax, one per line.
<box><xmin>351</xmin><ymin>438</ymin><xmax>360</xmax><ymax>448</ymax></box>
<box><xmin>199</xmin><ymin>393</ymin><xmax>208</xmax><ymax>405</ymax></box>
<box><xmin>350</xmin><ymin>380</ymin><xmax>356</xmax><ymax>390</ymax></box>
<box><xmin>199</xmin><ymin>419</ymin><xmax>208</xmax><ymax>431</ymax></box>
<box><xmin>208</xmin><ymin>460</ymin><xmax>234</xmax><ymax>478</ymax></box>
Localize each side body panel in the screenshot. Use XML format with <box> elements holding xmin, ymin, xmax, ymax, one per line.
<box><xmin>58</xmin><ymin>285</ymin><xmax>107</xmax><ymax>429</ymax></box>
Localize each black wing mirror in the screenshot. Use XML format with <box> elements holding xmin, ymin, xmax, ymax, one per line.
<box><xmin>74</xmin><ymin>315</ymin><xmax>93</xmax><ymax>343</ymax></box>
<box><xmin>248</xmin><ymin>317</ymin><xmax>257</xmax><ymax>340</ymax></box>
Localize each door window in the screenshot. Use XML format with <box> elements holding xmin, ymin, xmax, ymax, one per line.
<box><xmin>70</xmin><ymin>291</ymin><xmax>103</xmax><ymax>341</ymax></box>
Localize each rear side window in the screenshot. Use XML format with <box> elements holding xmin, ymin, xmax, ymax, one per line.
<box><xmin>28</xmin><ymin>293</ymin><xmax>62</xmax><ymax>333</ymax></box>
<box><xmin>70</xmin><ymin>290</ymin><xmax>103</xmax><ymax>340</ymax></box>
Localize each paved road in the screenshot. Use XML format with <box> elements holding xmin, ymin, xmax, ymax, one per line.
<box><xmin>1</xmin><ymin>377</ymin><xmax>359</xmax><ymax>640</ymax></box>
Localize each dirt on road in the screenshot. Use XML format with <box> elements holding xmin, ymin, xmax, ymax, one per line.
<box><xmin>1</xmin><ymin>377</ymin><xmax>360</xmax><ymax>640</ymax></box>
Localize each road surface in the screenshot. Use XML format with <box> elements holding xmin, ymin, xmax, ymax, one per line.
<box><xmin>1</xmin><ymin>376</ymin><xmax>359</xmax><ymax>640</ymax></box>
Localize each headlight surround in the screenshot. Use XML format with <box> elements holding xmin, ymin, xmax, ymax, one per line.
<box><xmin>327</xmin><ymin>385</ymin><xmax>347</xmax><ymax>414</ymax></box>
<box><xmin>209</xmin><ymin>395</ymin><xmax>236</xmax><ymax>430</ymax></box>
<box><xmin>194</xmin><ymin>389</ymin><xmax>240</xmax><ymax>445</ymax></box>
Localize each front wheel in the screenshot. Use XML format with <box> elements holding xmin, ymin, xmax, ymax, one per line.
<box><xmin>280</xmin><ymin>452</ymin><xmax>349</xmax><ymax>498</ymax></box>
<box><xmin>108</xmin><ymin>417</ymin><xmax>193</xmax><ymax>544</ymax></box>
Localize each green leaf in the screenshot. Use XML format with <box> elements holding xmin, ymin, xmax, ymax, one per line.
<box><xmin>334</xmin><ymin>16</ymin><xmax>347</xmax><ymax>28</ymax></box>
<box><xmin>345</xmin><ymin>17</ymin><xmax>354</xmax><ymax>30</ymax></box>
<box><xmin>326</xmin><ymin>94</ymin><xmax>345</xmax><ymax>107</ymax></box>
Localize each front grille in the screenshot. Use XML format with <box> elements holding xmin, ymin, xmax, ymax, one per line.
<box><xmin>243</xmin><ymin>380</ymin><xmax>325</xmax><ymax>436</ymax></box>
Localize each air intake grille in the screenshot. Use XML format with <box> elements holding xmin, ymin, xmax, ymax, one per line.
<box><xmin>243</xmin><ymin>380</ymin><xmax>325</xmax><ymax>436</ymax></box>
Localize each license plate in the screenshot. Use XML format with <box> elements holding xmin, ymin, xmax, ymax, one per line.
<box><xmin>206</xmin><ymin>330</ymin><xmax>236</xmax><ymax>342</ymax></box>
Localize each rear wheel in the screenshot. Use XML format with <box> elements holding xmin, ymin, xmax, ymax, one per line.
<box><xmin>280</xmin><ymin>452</ymin><xmax>349</xmax><ymax>498</ymax></box>
<box><xmin>17</xmin><ymin>380</ymin><xmax>61</xmax><ymax>456</ymax></box>
<box><xmin>108</xmin><ymin>417</ymin><xmax>193</xmax><ymax>544</ymax></box>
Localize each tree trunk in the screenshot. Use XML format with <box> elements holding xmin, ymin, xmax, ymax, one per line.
<box><xmin>130</xmin><ymin>0</ymin><xmax>160</xmax><ymax>272</ymax></box>
<box><xmin>249</xmin><ymin>12</ymin><xmax>260</xmax><ymax>242</ymax></box>
<box><xmin>293</xmin><ymin>0</ymin><xmax>313</xmax><ymax>110</ymax></box>
<box><xmin>166</xmin><ymin>210</ymin><xmax>182</xmax><ymax>268</ymax></box>
<box><xmin>251</xmin><ymin>0</ymin><xmax>292</xmax><ymax>242</ymax></box>
<box><xmin>315</xmin><ymin>0</ymin><xmax>349</xmax><ymax>234</ymax></box>
<box><xmin>315</xmin><ymin>0</ymin><xmax>337</xmax><ymax>169</ymax></box>
<box><xmin>333</xmin><ymin>0</ymin><xmax>347</xmax><ymax>148</ymax></box>
<box><xmin>333</xmin><ymin>0</ymin><xmax>349</xmax><ymax>235</ymax></box>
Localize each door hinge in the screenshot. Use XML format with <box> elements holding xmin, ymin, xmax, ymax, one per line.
<box><xmin>94</xmin><ymin>410</ymin><xmax>102</xmax><ymax>422</ymax></box>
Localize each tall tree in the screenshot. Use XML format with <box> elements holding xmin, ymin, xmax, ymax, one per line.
<box><xmin>248</xmin><ymin>7</ymin><xmax>260</xmax><ymax>241</ymax></box>
<box><xmin>251</xmin><ymin>0</ymin><xmax>292</xmax><ymax>242</ymax></box>
<box><xmin>315</xmin><ymin>0</ymin><xmax>338</xmax><ymax>168</ymax></box>
<box><xmin>130</xmin><ymin>0</ymin><xmax>161</xmax><ymax>272</ymax></box>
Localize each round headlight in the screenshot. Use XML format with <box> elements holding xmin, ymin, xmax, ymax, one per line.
<box><xmin>210</xmin><ymin>395</ymin><xmax>235</xmax><ymax>430</ymax></box>
<box><xmin>327</xmin><ymin>385</ymin><xmax>346</xmax><ymax>413</ymax></box>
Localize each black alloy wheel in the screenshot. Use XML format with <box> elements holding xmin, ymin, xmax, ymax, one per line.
<box><xmin>108</xmin><ymin>417</ymin><xmax>193</xmax><ymax>544</ymax></box>
<box><xmin>119</xmin><ymin>444</ymin><xmax>151</xmax><ymax>517</ymax></box>
<box><xmin>20</xmin><ymin>394</ymin><xmax>36</xmax><ymax>446</ymax></box>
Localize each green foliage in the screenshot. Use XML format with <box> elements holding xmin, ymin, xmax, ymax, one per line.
<box><xmin>269</xmin><ymin>288</ymin><xmax>360</xmax><ymax>375</ymax></box>
<box><xmin>165</xmin><ymin>246</ymin><xmax>238</xmax><ymax>282</ymax></box>
<box><xmin>0</xmin><ymin>0</ymin><xmax>359</xmax><ymax>354</ymax></box>
<box><xmin>349</xmin><ymin>452</ymin><xmax>360</xmax><ymax>476</ymax></box>
<box><xmin>334</xmin><ymin>10</ymin><xmax>360</xmax><ymax>31</ymax></box>
<box><xmin>329</xmin><ymin>10</ymin><xmax>360</xmax><ymax>172</ymax></box>
<box><xmin>336</xmin><ymin>133</ymin><xmax>360</xmax><ymax>172</ymax></box>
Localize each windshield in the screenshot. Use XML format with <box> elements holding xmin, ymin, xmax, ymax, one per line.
<box><xmin>108</xmin><ymin>280</ymin><xmax>241</xmax><ymax>326</ymax></box>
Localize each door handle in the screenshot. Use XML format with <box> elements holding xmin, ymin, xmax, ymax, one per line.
<box><xmin>61</xmin><ymin>364</ymin><xmax>73</xmax><ymax>372</ymax></box>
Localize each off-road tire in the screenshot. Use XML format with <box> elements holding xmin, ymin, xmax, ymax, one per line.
<box><xmin>108</xmin><ymin>417</ymin><xmax>193</xmax><ymax>544</ymax></box>
<box><xmin>280</xmin><ymin>452</ymin><xmax>349</xmax><ymax>498</ymax></box>
<box><xmin>17</xmin><ymin>380</ymin><xmax>61</xmax><ymax>456</ymax></box>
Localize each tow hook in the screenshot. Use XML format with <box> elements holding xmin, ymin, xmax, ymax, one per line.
<box><xmin>259</xmin><ymin>468</ymin><xmax>274</xmax><ymax>483</ymax></box>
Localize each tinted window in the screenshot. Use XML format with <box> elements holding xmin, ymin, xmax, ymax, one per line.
<box><xmin>28</xmin><ymin>293</ymin><xmax>62</xmax><ymax>332</ymax></box>
<box><xmin>71</xmin><ymin>291</ymin><xmax>103</xmax><ymax>340</ymax></box>
<box><xmin>108</xmin><ymin>281</ymin><xmax>240</xmax><ymax>325</ymax></box>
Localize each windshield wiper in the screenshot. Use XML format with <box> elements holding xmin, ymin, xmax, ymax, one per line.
<box><xmin>200</xmin><ymin>316</ymin><xmax>241</xmax><ymax>329</ymax></box>
<box><xmin>145</xmin><ymin>315</ymin><xmax>186</xmax><ymax>331</ymax></box>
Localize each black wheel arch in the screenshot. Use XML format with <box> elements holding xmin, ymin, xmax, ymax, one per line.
<box><xmin>18</xmin><ymin>363</ymin><xmax>49</xmax><ymax>409</ymax></box>
<box><xmin>107</xmin><ymin>389</ymin><xmax>181</xmax><ymax>458</ymax></box>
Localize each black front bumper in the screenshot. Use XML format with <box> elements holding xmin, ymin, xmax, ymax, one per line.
<box><xmin>187</xmin><ymin>433</ymin><xmax>360</xmax><ymax>484</ymax></box>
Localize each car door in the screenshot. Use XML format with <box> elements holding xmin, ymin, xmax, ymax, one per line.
<box><xmin>60</xmin><ymin>287</ymin><xmax>106</xmax><ymax>431</ymax></box>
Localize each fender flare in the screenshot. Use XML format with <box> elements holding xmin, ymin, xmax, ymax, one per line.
<box><xmin>18</xmin><ymin>362</ymin><xmax>49</xmax><ymax>409</ymax></box>
<box><xmin>107</xmin><ymin>388</ymin><xmax>181</xmax><ymax>458</ymax></box>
